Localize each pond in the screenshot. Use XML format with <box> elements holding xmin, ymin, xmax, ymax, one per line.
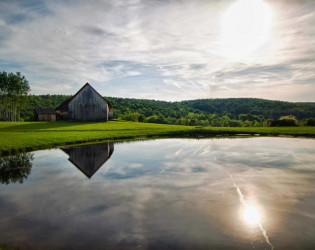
<box><xmin>1</xmin><ymin>137</ymin><xmax>315</xmax><ymax>249</ymax></box>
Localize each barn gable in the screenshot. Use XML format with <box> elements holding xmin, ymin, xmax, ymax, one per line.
<box><xmin>61</xmin><ymin>142</ymin><xmax>114</xmax><ymax>178</ymax></box>
<box><xmin>56</xmin><ymin>82</ymin><xmax>110</xmax><ymax>121</ymax></box>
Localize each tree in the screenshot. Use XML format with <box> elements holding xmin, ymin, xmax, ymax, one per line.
<box><xmin>138</xmin><ymin>114</ymin><xmax>145</xmax><ymax>122</ymax></box>
<box><xmin>228</xmin><ymin>119</ymin><xmax>242</xmax><ymax>127</ymax></box>
<box><xmin>122</xmin><ymin>112</ymin><xmax>140</xmax><ymax>122</ymax></box>
<box><xmin>0</xmin><ymin>153</ymin><xmax>34</xmax><ymax>185</ymax></box>
<box><xmin>306</xmin><ymin>118</ymin><xmax>315</xmax><ymax>126</ymax></box>
<box><xmin>147</xmin><ymin>115</ymin><xmax>158</xmax><ymax>123</ymax></box>
<box><xmin>0</xmin><ymin>71</ymin><xmax>30</xmax><ymax>121</ymax></box>
<box><xmin>270</xmin><ymin>115</ymin><xmax>298</xmax><ymax>127</ymax></box>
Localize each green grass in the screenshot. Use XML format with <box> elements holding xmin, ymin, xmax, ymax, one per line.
<box><xmin>0</xmin><ymin>121</ymin><xmax>315</xmax><ymax>156</ymax></box>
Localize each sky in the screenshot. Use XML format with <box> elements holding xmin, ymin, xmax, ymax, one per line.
<box><xmin>0</xmin><ymin>0</ymin><xmax>315</xmax><ymax>102</ymax></box>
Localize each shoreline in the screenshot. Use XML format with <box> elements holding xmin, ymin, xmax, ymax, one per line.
<box><xmin>1</xmin><ymin>121</ymin><xmax>315</xmax><ymax>156</ymax></box>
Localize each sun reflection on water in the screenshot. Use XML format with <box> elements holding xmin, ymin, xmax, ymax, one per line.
<box><xmin>243</xmin><ymin>205</ymin><xmax>261</xmax><ymax>225</ymax></box>
<box><xmin>230</xmin><ymin>173</ymin><xmax>274</xmax><ymax>249</ymax></box>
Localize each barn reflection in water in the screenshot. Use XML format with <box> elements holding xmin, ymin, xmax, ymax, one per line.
<box><xmin>61</xmin><ymin>142</ymin><xmax>114</xmax><ymax>178</ymax></box>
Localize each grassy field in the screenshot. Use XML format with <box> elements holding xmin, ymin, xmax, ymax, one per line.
<box><xmin>0</xmin><ymin>121</ymin><xmax>315</xmax><ymax>156</ymax></box>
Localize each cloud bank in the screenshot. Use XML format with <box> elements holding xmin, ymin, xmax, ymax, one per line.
<box><xmin>0</xmin><ymin>0</ymin><xmax>315</xmax><ymax>101</ymax></box>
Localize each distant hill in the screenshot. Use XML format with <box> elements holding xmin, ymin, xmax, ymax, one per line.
<box><xmin>179</xmin><ymin>98</ymin><xmax>315</xmax><ymax>119</ymax></box>
<box><xmin>22</xmin><ymin>95</ymin><xmax>315</xmax><ymax>126</ymax></box>
<box><xmin>104</xmin><ymin>97</ymin><xmax>315</xmax><ymax>119</ymax></box>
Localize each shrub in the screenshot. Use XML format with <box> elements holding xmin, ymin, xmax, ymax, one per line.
<box><xmin>306</xmin><ymin>118</ymin><xmax>315</xmax><ymax>126</ymax></box>
<box><xmin>270</xmin><ymin>115</ymin><xmax>298</xmax><ymax>127</ymax></box>
<box><xmin>228</xmin><ymin>119</ymin><xmax>242</xmax><ymax>127</ymax></box>
<box><xmin>122</xmin><ymin>112</ymin><xmax>140</xmax><ymax>122</ymax></box>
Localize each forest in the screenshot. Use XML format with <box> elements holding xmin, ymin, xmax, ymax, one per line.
<box><xmin>1</xmin><ymin>72</ymin><xmax>314</xmax><ymax>127</ymax></box>
<box><xmin>18</xmin><ymin>95</ymin><xmax>315</xmax><ymax>127</ymax></box>
<box><xmin>0</xmin><ymin>71</ymin><xmax>30</xmax><ymax>121</ymax></box>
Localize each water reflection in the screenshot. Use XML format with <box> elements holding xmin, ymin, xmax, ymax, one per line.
<box><xmin>232</xmin><ymin>173</ymin><xmax>273</xmax><ymax>249</ymax></box>
<box><xmin>61</xmin><ymin>142</ymin><xmax>114</xmax><ymax>178</ymax></box>
<box><xmin>0</xmin><ymin>138</ymin><xmax>315</xmax><ymax>249</ymax></box>
<box><xmin>0</xmin><ymin>153</ymin><xmax>33</xmax><ymax>185</ymax></box>
<box><xmin>243</xmin><ymin>205</ymin><xmax>261</xmax><ymax>225</ymax></box>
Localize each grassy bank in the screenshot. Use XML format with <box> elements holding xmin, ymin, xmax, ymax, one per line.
<box><xmin>0</xmin><ymin>121</ymin><xmax>315</xmax><ymax>156</ymax></box>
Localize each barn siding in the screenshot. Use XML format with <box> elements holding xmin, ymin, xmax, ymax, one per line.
<box><xmin>62</xmin><ymin>142</ymin><xmax>114</xmax><ymax>178</ymax></box>
<box><xmin>38</xmin><ymin>114</ymin><xmax>56</xmax><ymax>121</ymax></box>
<box><xmin>68</xmin><ymin>85</ymin><xmax>108</xmax><ymax>121</ymax></box>
<box><xmin>56</xmin><ymin>110</ymin><xmax>69</xmax><ymax>120</ymax></box>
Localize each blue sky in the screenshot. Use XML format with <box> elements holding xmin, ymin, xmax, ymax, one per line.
<box><xmin>0</xmin><ymin>0</ymin><xmax>315</xmax><ymax>101</ymax></box>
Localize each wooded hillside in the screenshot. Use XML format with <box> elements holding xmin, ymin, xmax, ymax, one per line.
<box><xmin>19</xmin><ymin>95</ymin><xmax>315</xmax><ymax>127</ymax></box>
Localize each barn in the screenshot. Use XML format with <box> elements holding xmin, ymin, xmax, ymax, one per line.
<box><xmin>34</xmin><ymin>108</ymin><xmax>56</xmax><ymax>121</ymax></box>
<box><xmin>55</xmin><ymin>83</ymin><xmax>113</xmax><ymax>121</ymax></box>
<box><xmin>61</xmin><ymin>142</ymin><xmax>114</xmax><ymax>178</ymax></box>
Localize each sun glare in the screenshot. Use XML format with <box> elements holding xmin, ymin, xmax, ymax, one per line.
<box><xmin>243</xmin><ymin>205</ymin><xmax>261</xmax><ymax>225</ymax></box>
<box><xmin>221</xmin><ymin>0</ymin><xmax>272</xmax><ymax>61</ymax></box>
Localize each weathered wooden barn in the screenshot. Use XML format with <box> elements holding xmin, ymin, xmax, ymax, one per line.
<box><xmin>55</xmin><ymin>82</ymin><xmax>113</xmax><ymax>121</ymax></box>
<box><xmin>34</xmin><ymin>108</ymin><xmax>56</xmax><ymax>121</ymax></box>
<box><xmin>61</xmin><ymin>142</ymin><xmax>114</xmax><ymax>178</ymax></box>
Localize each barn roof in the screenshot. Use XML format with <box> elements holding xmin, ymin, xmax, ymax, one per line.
<box><xmin>34</xmin><ymin>108</ymin><xmax>56</xmax><ymax>114</ymax></box>
<box><xmin>55</xmin><ymin>98</ymin><xmax>71</xmax><ymax>111</ymax></box>
<box><xmin>61</xmin><ymin>142</ymin><xmax>114</xmax><ymax>178</ymax></box>
<box><xmin>55</xmin><ymin>82</ymin><xmax>111</xmax><ymax>110</ymax></box>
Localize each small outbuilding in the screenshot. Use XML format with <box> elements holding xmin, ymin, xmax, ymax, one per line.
<box><xmin>34</xmin><ymin>108</ymin><xmax>56</xmax><ymax>121</ymax></box>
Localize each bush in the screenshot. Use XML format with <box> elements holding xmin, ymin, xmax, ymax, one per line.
<box><xmin>270</xmin><ymin>115</ymin><xmax>298</xmax><ymax>127</ymax></box>
<box><xmin>147</xmin><ymin>115</ymin><xmax>158</xmax><ymax>123</ymax></box>
<box><xmin>306</xmin><ymin>118</ymin><xmax>315</xmax><ymax>126</ymax></box>
<box><xmin>228</xmin><ymin>119</ymin><xmax>242</xmax><ymax>127</ymax></box>
<box><xmin>122</xmin><ymin>112</ymin><xmax>140</xmax><ymax>122</ymax></box>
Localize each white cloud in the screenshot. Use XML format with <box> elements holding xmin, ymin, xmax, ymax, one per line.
<box><xmin>0</xmin><ymin>0</ymin><xmax>315</xmax><ymax>101</ymax></box>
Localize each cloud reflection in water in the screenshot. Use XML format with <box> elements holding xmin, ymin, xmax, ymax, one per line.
<box><xmin>0</xmin><ymin>137</ymin><xmax>315</xmax><ymax>249</ymax></box>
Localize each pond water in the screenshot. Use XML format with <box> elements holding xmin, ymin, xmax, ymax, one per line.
<box><xmin>1</xmin><ymin>137</ymin><xmax>315</xmax><ymax>249</ymax></box>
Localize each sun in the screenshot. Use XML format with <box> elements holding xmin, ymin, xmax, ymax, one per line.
<box><xmin>220</xmin><ymin>0</ymin><xmax>272</xmax><ymax>61</ymax></box>
<box><xmin>243</xmin><ymin>205</ymin><xmax>261</xmax><ymax>225</ymax></box>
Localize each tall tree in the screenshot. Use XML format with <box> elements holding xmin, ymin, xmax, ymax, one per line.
<box><xmin>0</xmin><ymin>153</ymin><xmax>34</xmax><ymax>185</ymax></box>
<box><xmin>0</xmin><ymin>71</ymin><xmax>30</xmax><ymax>121</ymax></box>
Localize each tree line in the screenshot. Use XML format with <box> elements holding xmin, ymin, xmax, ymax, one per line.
<box><xmin>0</xmin><ymin>71</ymin><xmax>30</xmax><ymax>121</ymax></box>
<box><xmin>104</xmin><ymin>97</ymin><xmax>315</xmax><ymax>127</ymax></box>
<box><xmin>18</xmin><ymin>94</ymin><xmax>315</xmax><ymax>127</ymax></box>
<box><xmin>1</xmin><ymin>71</ymin><xmax>315</xmax><ymax>126</ymax></box>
